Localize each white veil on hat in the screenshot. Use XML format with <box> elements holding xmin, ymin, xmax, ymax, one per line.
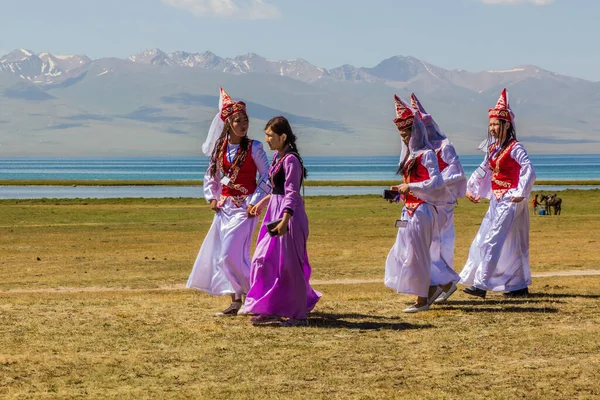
<box><xmin>202</xmin><ymin>89</ymin><xmax>225</xmax><ymax>156</ymax></box>
<box><xmin>393</xmin><ymin>94</ymin><xmax>433</xmax><ymax>171</ymax></box>
<box><xmin>410</xmin><ymin>93</ymin><xmax>448</xmax><ymax>152</ymax></box>
<box><xmin>201</xmin><ymin>87</ymin><xmax>247</xmax><ymax>156</ymax></box>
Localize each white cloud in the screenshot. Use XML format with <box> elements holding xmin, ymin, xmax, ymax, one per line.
<box><xmin>478</xmin><ymin>0</ymin><xmax>552</xmax><ymax>4</ymax></box>
<box><xmin>162</xmin><ymin>0</ymin><xmax>280</xmax><ymax>19</ymax></box>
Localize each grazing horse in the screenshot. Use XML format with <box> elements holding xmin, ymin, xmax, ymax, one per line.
<box><xmin>548</xmin><ymin>193</ymin><xmax>562</xmax><ymax>215</ymax></box>
<box><xmin>540</xmin><ymin>194</ymin><xmax>562</xmax><ymax>215</ymax></box>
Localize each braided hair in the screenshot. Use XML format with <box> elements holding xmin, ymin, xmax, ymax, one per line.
<box><xmin>208</xmin><ymin>113</ymin><xmax>251</xmax><ymax>178</ymax></box>
<box><xmin>265</xmin><ymin>116</ymin><xmax>308</xmax><ymax>179</ymax></box>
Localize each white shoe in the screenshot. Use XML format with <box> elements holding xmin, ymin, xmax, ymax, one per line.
<box><xmin>237</xmin><ymin>304</ymin><xmax>248</xmax><ymax>315</ymax></box>
<box><xmin>402</xmin><ymin>304</ymin><xmax>430</xmax><ymax>313</ymax></box>
<box><xmin>427</xmin><ymin>286</ymin><xmax>444</xmax><ymax>306</ymax></box>
<box><xmin>434</xmin><ymin>282</ymin><xmax>458</xmax><ymax>303</ymax></box>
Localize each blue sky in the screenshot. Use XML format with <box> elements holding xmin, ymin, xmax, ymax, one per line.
<box><xmin>1</xmin><ymin>0</ymin><xmax>598</xmax><ymax>81</ymax></box>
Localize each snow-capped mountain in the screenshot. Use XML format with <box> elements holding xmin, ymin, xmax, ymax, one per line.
<box><xmin>0</xmin><ymin>49</ymin><xmax>90</xmax><ymax>83</ymax></box>
<box><xmin>1</xmin><ymin>47</ymin><xmax>593</xmax><ymax>89</ymax></box>
<box><xmin>127</xmin><ymin>49</ymin><xmax>328</xmax><ymax>82</ymax></box>
<box><xmin>1</xmin><ymin>47</ymin><xmax>598</xmax><ymax>157</ymax></box>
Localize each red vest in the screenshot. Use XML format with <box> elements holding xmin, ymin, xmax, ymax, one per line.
<box><xmin>221</xmin><ymin>141</ymin><xmax>257</xmax><ymax>197</ymax></box>
<box><xmin>402</xmin><ymin>153</ymin><xmax>429</xmax><ymax>216</ymax></box>
<box><xmin>436</xmin><ymin>149</ymin><xmax>448</xmax><ymax>172</ymax></box>
<box><xmin>489</xmin><ymin>140</ymin><xmax>520</xmax><ymax>200</ymax></box>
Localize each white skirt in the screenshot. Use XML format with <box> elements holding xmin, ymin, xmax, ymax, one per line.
<box><xmin>430</xmin><ymin>203</ymin><xmax>460</xmax><ymax>286</ymax></box>
<box><xmin>385</xmin><ymin>203</ymin><xmax>436</xmax><ymax>298</ymax></box>
<box><xmin>186</xmin><ymin>198</ymin><xmax>258</xmax><ymax>296</ymax></box>
<box><xmin>459</xmin><ymin>196</ymin><xmax>531</xmax><ymax>292</ymax></box>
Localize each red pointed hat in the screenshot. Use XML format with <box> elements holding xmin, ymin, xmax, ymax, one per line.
<box><xmin>410</xmin><ymin>93</ymin><xmax>433</xmax><ymax>125</ymax></box>
<box><xmin>393</xmin><ymin>94</ymin><xmax>415</xmax><ymax>129</ymax></box>
<box><xmin>220</xmin><ymin>87</ymin><xmax>246</xmax><ymax>121</ymax></box>
<box><xmin>488</xmin><ymin>88</ymin><xmax>513</xmax><ymax>122</ymax></box>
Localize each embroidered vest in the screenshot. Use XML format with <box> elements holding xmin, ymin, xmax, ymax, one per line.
<box><xmin>402</xmin><ymin>153</ymin><xmax>429</xmax><ymax>216</ymax></box>
<box><xmin>489</xmin><ymin>140</ymin><xmax>520</xmax><ymax>200</ymax></box>
<box><xmin>270</xmin><ymin>153</ymin><xmax>302</xmax><ymax>195</ymax></box>
<box><xmin>221</xmin><ymin>141</ymin><xmax>257</xmax><ymax>198</ymax></box>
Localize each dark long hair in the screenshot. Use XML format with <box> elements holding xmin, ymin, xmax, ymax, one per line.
<box><xmin>265</xmin><ymin>116</ymin><xmax>307</xmax><ymax>178</ymax></box>
<box><xmin>396</xmin><ymin>153</ymin><xmax>411</xmax><ymax>176</ymax></box>
<box><xmin>209</xmin><ymin>113</ymin><xmax>250</xmax><ymax>178</ymax></box>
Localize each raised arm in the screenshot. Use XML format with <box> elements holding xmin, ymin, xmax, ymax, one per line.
<box><xmin>466</xmin><ymin>156</ymin><xmax>492</xmax><ymax>201</ymax></box>
<box><xmin>439</xmin><ymin>144</ymin><xmax>467</xmax><ymax>199</ymax></box>
<box><xmin>509</xmin><ymin>143</ymin><xmax>536</xmax><ymax>200</ymax></box>
<box><xmin>408</xmin><ymin>150</ymin><xmax>454</xmax><ymax>206</ymax></box>
<box><xmin>248</xmin><ymin>141</ymin><xmax>271</xmax><ymax>205</ymax></box>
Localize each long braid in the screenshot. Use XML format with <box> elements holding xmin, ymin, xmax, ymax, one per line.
<box><xmin>209</xmin><ymin>118</ymin><xmax>252</xmax><ymax>178</ymax></box>
<box><xmin>209</xmin><ymin>123</ymin><xmax>229</xmax><ymax>178</ymax></box>
<box><xmin>231</xmin><ymin>135</ymin><xmax>250</xmax><ymax>170</ymax></box>
<box><xmin>396</xmin><ymin>152</ymin><xmax>410</xmax><ymax>175</ymax></box>
<box><xmin>287</xmin><ymin>136</ymin><xmax>307</xmax><ymax>179</ymax></box>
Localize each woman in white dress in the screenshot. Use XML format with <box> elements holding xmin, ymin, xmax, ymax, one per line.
<box><xmin>459</xmin><ymin>88</ymin><xmax>536</xmax><ymax>298</ymax></box>
<box><xmin>187</xmin><ymin>88</ymin><xmax>270</xmax><ymax>315</ymax></box>
<box><xmin>410</xmin><ymin>93</ymin><xmax>467</xmax><ymax>303</ymax></box>
<box><xmin>384</xmin><ymin>95</ymin><xmax>452</xmax><ymax>313</ymax></box>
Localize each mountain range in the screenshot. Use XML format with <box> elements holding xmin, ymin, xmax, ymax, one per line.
<box><xmin>1</xmin><ymin>48</ymin><xmax>598</xmax><ymax>156</ymax></box>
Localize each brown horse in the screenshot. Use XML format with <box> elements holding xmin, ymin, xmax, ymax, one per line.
<box><xmin>540</xmin><ymin>194</ymin><xmax>562</xmax><ymax>215</ymax></box>
<box><xmin>548</xmin><ymin>193</ymin><xmax>562</xmax><ymax>215</ymax></box>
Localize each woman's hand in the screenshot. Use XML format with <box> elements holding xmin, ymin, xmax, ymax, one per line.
<box><xmin>466</xmin><ymin>192</ymin><xmax>481</xmax><ymax>204</ymax></box>
<box><xmin>274</xmin><ymin>212</ymin><xmax>291</xmax><ymax>237</ymax></box>
<box><xmin>398</xmin><ymin>183</ymin><xmax>410</xmax><ymax>194</ymax></box>
<box><xmin>249</xmin><ymin>195</ymin><xmax>271</xmax><ymax>216</ymax></box>
<box><xmin>511</xmin><ymin>196</ymin><xmax>524</xmax><ymax>203</ymax></box>
<box><xmin>390</xmin><ymin>184</ymin><xmax>409</xmax><ymax>194</ymax></box>
<box><xmin>246</xmin><ymin>205</ymin><xmax>256</xmax><ymax>218</ymax></box>
<box><xmin>209</xmin><ymin>199</ymin><xmax>220</xmax><ymax>212</ymax></box>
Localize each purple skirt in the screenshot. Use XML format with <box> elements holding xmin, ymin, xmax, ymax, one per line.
<box><xmin>244</xmin><ymin>194</ymin><xmax>321</xmax><ymax>319</ymax></box>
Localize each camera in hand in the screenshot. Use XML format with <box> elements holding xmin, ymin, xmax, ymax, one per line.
<box><xmin>382</xmin><ymin>189</ymin><xmax>399</xmax><ymax>201</ymax></box>
<box><xmin>266</xmin><ymin>218</ymin><xmax>283</xmax><ymax>236</ymax></box>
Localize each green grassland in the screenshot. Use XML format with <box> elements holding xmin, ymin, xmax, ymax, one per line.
<box><xmin>1</xmin><ymin>191</ymin><xmax>599</xmax><ymax>399</ymax></box>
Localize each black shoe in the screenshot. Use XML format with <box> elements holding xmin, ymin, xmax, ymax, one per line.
<box><xmin>463</xmin><ymin>286</ymin><xmax>487</xmax><ymax>298</ymax></box>
<box><xmin>503</xmin><ymin>287</ymin><xmax>529</xmax><ymax>298</ymax></box>
<box><xmin>215</xmin><ymin>301</ymin><xmax>242</xmax><ymax>317</ymax></box>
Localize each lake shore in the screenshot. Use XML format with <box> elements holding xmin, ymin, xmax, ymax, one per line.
<box><xmin>1</xmin><ymin>179</ymin><xmax>600</xmax><ymax>186</ymax></box>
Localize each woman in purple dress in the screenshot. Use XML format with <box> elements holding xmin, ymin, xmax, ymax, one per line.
<box><xmin>243</xmin><ymin>116</ymin><xmax>321</xmax><ymax>326</ymax></box>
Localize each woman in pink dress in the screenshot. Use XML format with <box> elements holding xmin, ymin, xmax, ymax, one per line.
<box><xmin>244</xmin><ymin>116</ymin><xmax>321</xmax><ymax>326</ymax></box>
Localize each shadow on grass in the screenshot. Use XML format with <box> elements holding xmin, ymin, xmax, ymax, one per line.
<box><xmin>439</xmin><ymin>306</ymin><xmax>559</xmax><ymax>313</ymax></box>
<box><xmin>306</xmin><ymin>312</ymin><xmax>434</xmax><ymax>331</ymax></box>
<box><xmin>526</xmin><ymin>292</ymin><xmax>600</xmax><ymax>299</ymax></box>
<box><xmin>441</xmin><ymin>299</ymin><xmax>566</xmax><ymax>306</ymax></box>
<box><xmin>312</xmin><ymin>312</ymin><xmax>403</xmax><ymax>320</ymax></box>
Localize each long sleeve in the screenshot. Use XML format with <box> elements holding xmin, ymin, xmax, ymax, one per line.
<box><xmin>248</xmin><ymin>141</ymin><xmax>271</xmax><ymax>205</ymax></box>
<box><xmin>508</xmin><ymin>143</ymin><xmax>536</xmax><ymax>199</ymax></box>
<box><xmin>281</xmin><ymin>155</ymin><xmax>304</xmax><ymax>216</ymax></box>
<box><xmin>439</xmin><ymin>144</ymin><xmax>467</xmax><ymax>199</ymax></box>
<box><xmin>466</xmin><ymin>156</ymin><xmax>492</xmax><ymax>200</ymax></box>
<box><xmin>408</xmin><ymin>151</ymin><xmax>443</xmax><ymax>192</ymax></box>
<box><xmin>408</xmin><ymin>150</ymin><xmax>453</xmax><ymax>206</ymax></box>
<box><xmin>203</xmin><ymin>162</ymin><xmax>221</xmax><ymax>202</ymax></box>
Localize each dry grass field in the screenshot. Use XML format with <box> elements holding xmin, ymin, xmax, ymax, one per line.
<box><xmin>1</xmin><ymin>190</ymin><xmax>599</xmax><ymax>399</ymax></box>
